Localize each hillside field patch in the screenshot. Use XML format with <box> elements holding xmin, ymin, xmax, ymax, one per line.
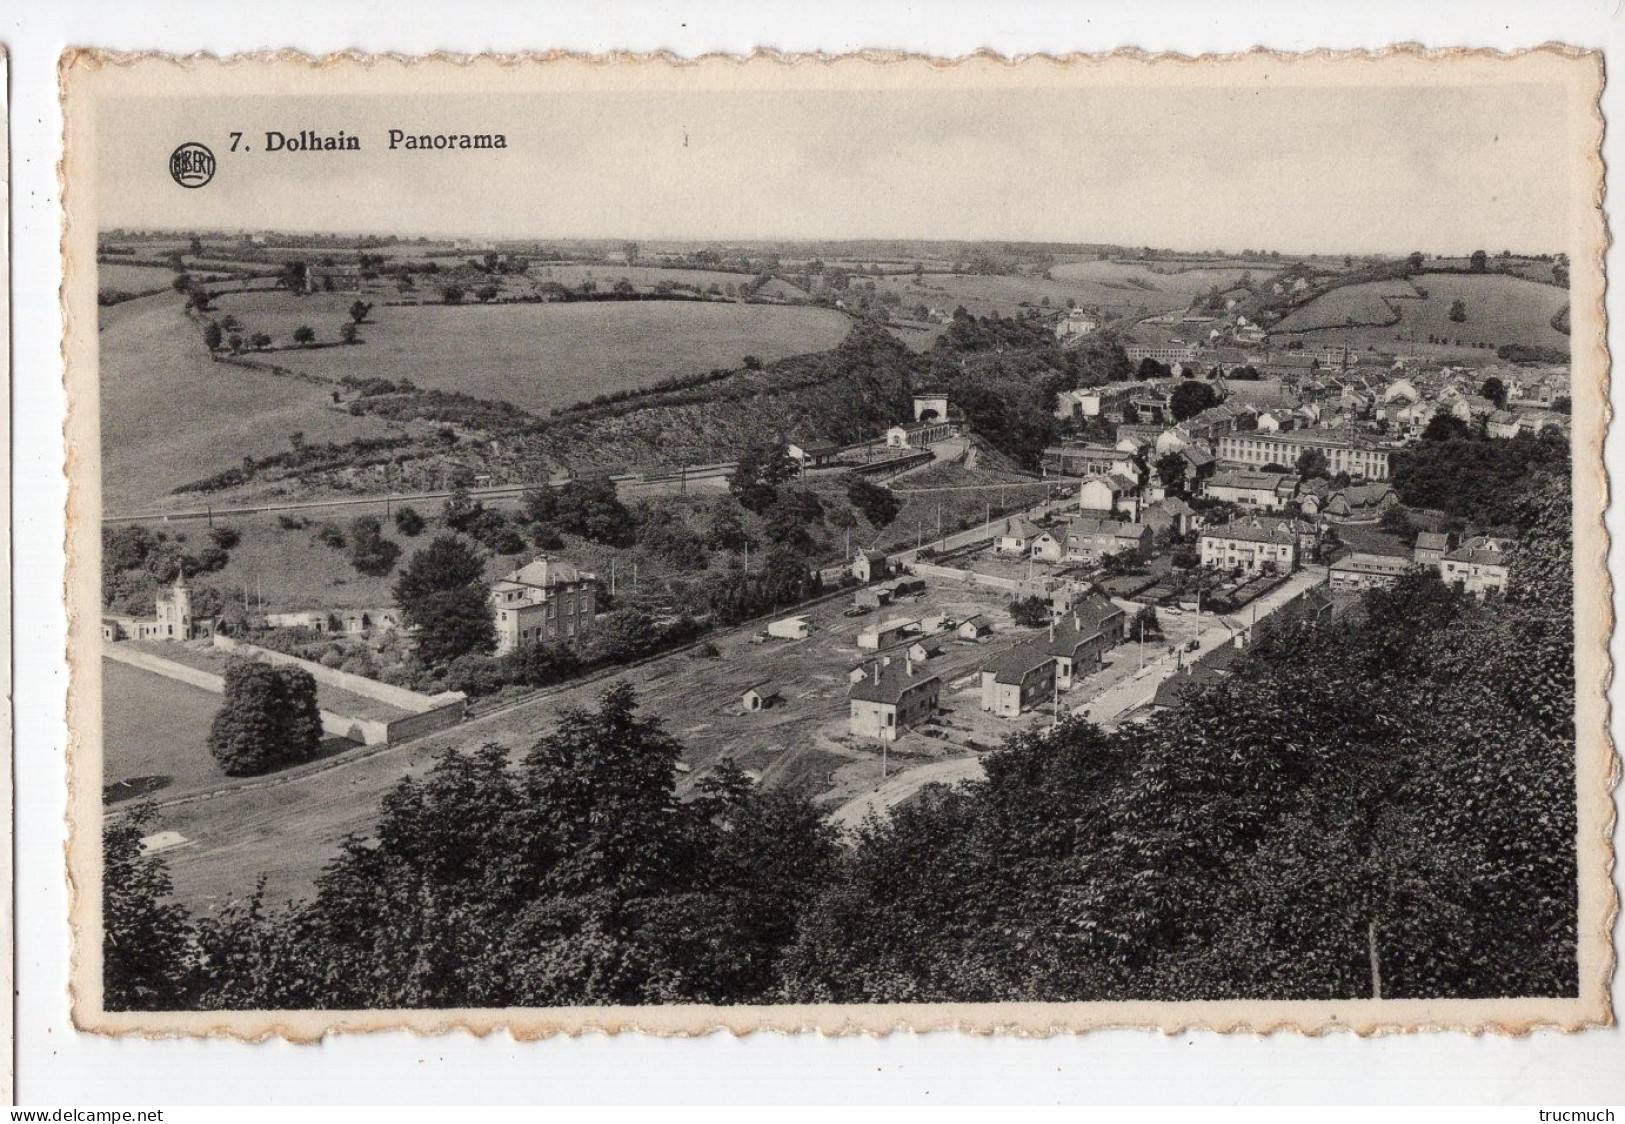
<box><xmin>212</xmin><ymin>295</ymin><xmax>853</xmax><ymax>414</ymax></box>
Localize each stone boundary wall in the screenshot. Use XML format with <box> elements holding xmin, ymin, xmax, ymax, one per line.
<box><xmin>907</xmin><ymin>561</ymin><xmax>1055</xmax><ymax>598</ymax></box>
<box><xmin>104</xmin><ymin>642</ymin><xmax>398</xmax><ymax>745</ymax></box>
<box><xmin>213</xmin><ymin>634</ymin><xmax>466</xmax><ymax>715</ymax></box>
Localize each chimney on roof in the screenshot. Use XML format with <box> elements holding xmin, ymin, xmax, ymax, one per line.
<box><xmin>905</xmin><ymin>656</ymin><xmax>914</xmax><ymax>676</ymax></box>
<box><xmin>873</xmin><ymin>661</ymin><xmax>881</xmax><ymax>685</ymax></box>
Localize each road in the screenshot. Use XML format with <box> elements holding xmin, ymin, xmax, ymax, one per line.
<box><xmin>828</xmin><ymin>564</ymin><xmax>1331</xmax><ymax>831</ymax></box>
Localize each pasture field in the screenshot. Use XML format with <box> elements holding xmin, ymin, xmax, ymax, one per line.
<box><xmin>98</xmin><ymin>293</ymin><xmax>396</xmax><ymax>511</ymax></box>
<box><xmin>215</xmin><ymin>296</ymin><xmax>853</xmax><ymax>413</ymax></box>
<box><xmin>1426</xmin><ymin>256</ymin><xmax>1566</xmax><ymax>285</ymax></box>
<box><xmin>1270</xmin><ymin>278</ymin><xmax>1420</xmax><ymax>333</ymax></box>
<box><xmin>1047</xmin><ymin>259</ymin><xmax>1259</xmax><ymax>294</ymax></box>
<box><xmin>871</xmin><ymin>260</ymin><xmax>1260</xmax><ymax>321</ymax></box>
<box><xmin>1271</xmin><ymin>272</ymin><xmax>1569</xmax><ymax>356</ymax></box>
<box><xmin>102</xmin><ymin>657</ymin><xmax>223</xmax><ymax>801</ymax></box>
<box><xmin>98</xmin><ymin>261</ymin><xmax>180</xmax><ymax>298</ymax></box>
<box><xmin>529</xmin><ymin>263</ymin><xmax>809</xmax><ymax>300</ymax></box>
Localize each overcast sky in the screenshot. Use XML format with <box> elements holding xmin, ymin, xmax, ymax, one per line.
<box><xmin>96</xmin><ymin>79</ymin><xmax>1574</xmax><ymax>256</ymax></box>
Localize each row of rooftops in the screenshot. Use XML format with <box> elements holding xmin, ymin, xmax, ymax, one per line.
<box><xmin>1202</xmin><ymin>514</ymin><xmax>1315</xmax><ymax>546</ymax></box>
<box><xmin>850</xmin><ymin>593</ymin><xmax>1123</xmax><ymax>701</ymax></box>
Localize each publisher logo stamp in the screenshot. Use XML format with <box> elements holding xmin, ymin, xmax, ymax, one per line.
<box><xmin>169</xmin><ymin>142</ymin><xmax>216</xmax><ymax>188</ymax></box>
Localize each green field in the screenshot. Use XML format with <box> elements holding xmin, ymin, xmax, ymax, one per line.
<box><xmin>98</xmin><ymin>293</ymin><xmax>396</xmax><ymax>511</ymax></box>
<box><xmin>872</xmin><ymin>261</ymin><xmax>1259</xmax><ymax>321</ymax></box>
<box><xmin>102</xmin><ymin>657</ymin><xmax>223</xmax><ymax>801</ymax></box>
<box><xmin>1271</xmin><ymin>272</ymin><xmax>1568</xmax><ymax>355</ymax></box>
<box><xmin>1270</xmin><ymin>278</ymin><xmax>1420</xmax><ymax>333</ymax></box>
<box><xmin>214</xmin><ymin>295</ymin><xmax>853</xmax><ymax>413</ymax></box>
<box><xmin>98</xmin><ymin>261</ymin><xmax>180</xmax><ymax>299</ymax></box>
<box><xmin>530</xmin><ymin>263</ymin><xmax>810</xmax><ymax>300</ymax></box>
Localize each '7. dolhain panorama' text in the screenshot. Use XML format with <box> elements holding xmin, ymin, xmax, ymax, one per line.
<box><xmin>257</xmin><ymin>129</ymin><xmax>509</xmax><ymax>152</ymax></box>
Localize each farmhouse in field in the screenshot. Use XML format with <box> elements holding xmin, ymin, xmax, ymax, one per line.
<box><xmin>848</xmin><ymin>659</ymin><xmax>942</xmax><ymax>742</ymax></box>
<box><xmin>490</xmin><ymin>557</ymin><xmax>598</xmax><ymax>656</ymax></box>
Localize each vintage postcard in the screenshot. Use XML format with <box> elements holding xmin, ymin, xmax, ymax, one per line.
<box><xmin>61</xmin><ymin>48</ymin><xmax>1613</xmax><ymax>1038</ymax></box>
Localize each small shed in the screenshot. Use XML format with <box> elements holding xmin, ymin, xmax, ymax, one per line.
<box><xmin>741</xmin><ymin>682</ymin><xmax>779</xmax><ymax>712</ymax></box>
<box><xmin>957</xmin><ymin>614</ymin><xmax>993</xmax><ymax>641</ymax></box>
<box><xmin>858</xmin><ymin>617</ymin><xmax>920</xmax><ymax>651</ymax></box>
<box><xmin>906</xmin><ymin>637</ymin><xmax>945</xmax><ymax>663</ymax></box>
<box><xmin>766</xmin><ymin>616</ymin><xmax>811</xmax><ymax>640</ymax></box>
<box><xmin>855</xmin><ymin>586</ymin><xmax>895</xmax><ymax>610</ymax></box>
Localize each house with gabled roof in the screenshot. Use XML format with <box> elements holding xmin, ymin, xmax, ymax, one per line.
<box><xmin>1200</xmin><ymin>516</ymin><xmax>1308</xmax><ymax>576</ymax></box>
<box><xmin>1061</xmin><ymin>516</ymin><xmax>1153</xmax><ymax>562</ymax></box>
<box><xmin>956</xmin><ymin>614</ymin><xmax>993</xmax><ymax>641</ymax></box>
<box><xmin>1441</xmin><ymin>535</ymin><xmax>1515</xmax><ymax>597</ymax></box>
<box><xmin>979</xmin><ymin>644</ymin><xmax>1057</xmax><ymax>718</ymax></box>
<box><xmin>995</xmin><ymin>516</ymin><xmax>1045</xmax><ymax>556</ymax></box>
<box><xmin>741</xmin><ymin>681</ymin><xmax>780</xmax><ymax>712</ymax></box>
<box><xmin>1034</xmin><ymin>614</ymin><xmax>1109</xmax><ymax>690</ymax></box>
<box><xmin>852</xmin><ymin>549</ymin><xmax>890</xmax><ymax>584</ymax></box>
<box><xmin>849</xmin><ymin>658</ymin><xmax>942</xmax><ymax>741</ymax></box>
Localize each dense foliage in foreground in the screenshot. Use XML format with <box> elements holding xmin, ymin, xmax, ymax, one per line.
<box><xmin>106</xmin><ymin>475</ymin><xmax>1575</xmax><ymax>1010</ymax></box>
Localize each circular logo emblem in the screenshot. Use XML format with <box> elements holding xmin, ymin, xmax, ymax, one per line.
<box><xmin>169</xmin><ymin>142</ymin><xmax>216</xmax><ymax>189</ymax></box>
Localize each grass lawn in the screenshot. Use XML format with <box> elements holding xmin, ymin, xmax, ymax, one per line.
<box><xmin>102</xmin><ymin>657</ymin><xmax>223</xmax><ymax>801</ymax></box>
<box><xmin>211</xmin><ymin>295</ymin><xmax>852</xmax><ymax>414</ymax></box>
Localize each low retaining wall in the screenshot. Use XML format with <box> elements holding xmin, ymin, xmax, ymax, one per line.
<box><xmin>105</xmin><ymin>643</ymin><xmax>224</xmax><ymax>692</ymax></box>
